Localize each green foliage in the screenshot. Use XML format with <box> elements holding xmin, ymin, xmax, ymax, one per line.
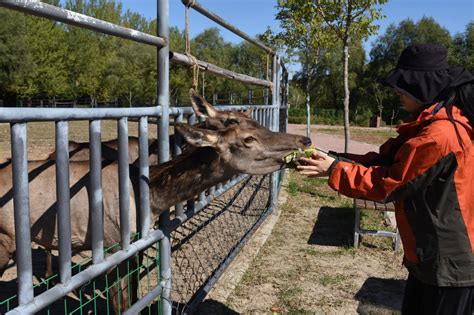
<box><xmin>0</xmin><ymin>9</ymin><xmax>33</xmax><ymax>100</ymax></box>
<box><xmin>453</xmin><ymin>22</ymin><xmax>474</xmax><ymax>72</ymax></box>
<box><xmin>0</xmin><ymin>1</ymin><xmax>472</xmax><ymax>120</ymax></box>
<box><xmin>0</xmin><ymin>2</ymin><xmax>271</xmax><ymax>107</ymax></box>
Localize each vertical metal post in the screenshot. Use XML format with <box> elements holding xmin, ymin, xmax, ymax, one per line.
<box><xmin>118</xmin><ymin>117</ymin><xmax>130</xmax><ymax>250</ymax></box>
<box><xmin>157</xmin><ymin>0</ymin><xmax>172</xmax><ymax>313</ymax></box>
<box><xmin>10</xmin><ymin>123</ymin><xmax>34</xmax><ymax>307</ymax></box>
<box><xmin>188</xmin><ymin>113</ymin><xmax>196</xmax><ymax>126</ymax></box>
<box><xmin>139</xmin><ymin>117</ymin><xmax>151</xmax><ymax>238</ymax></box>
<box><xmin>185</xmin><ymin>113</ymin><xmax>197</xmax><ymax>213</ymax></box>
<box><xmin>273</xmin><ymin>55</ymin><xmax>281</xmax><ymax>132</ymax></box>
<box><xmin>174</xmin><ymin>113</ymin><xmax>185</xmax><ymax>217</ymax></box>
<box><xmin>270</xmin><ymin>55</ymin><xmax>280</xmax><ymax>208</ymax></box>
<box><xmin>174</xmin><ymin>113</ymin><xmax>183</xmax><ymax>156</ymax></box>
<box><xmin>55</xmin><ymin>121</ymin><xmax>72</xmax><ymax>283</ymax></box>
<box><xmin>89</xmin><ymin>120</ymin><xmax>104</xmax><ymax>264</ymax></box>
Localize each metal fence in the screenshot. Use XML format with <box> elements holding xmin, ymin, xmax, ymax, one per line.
<box><xmin>0</xmin><ymin>0</ymin><xmax>289</xmax><ymax>314</ymax></box>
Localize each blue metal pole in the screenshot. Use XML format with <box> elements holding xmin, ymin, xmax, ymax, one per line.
<box><xmin>118</xmin><ymin>117</ymin><xmax>130</xmax><ymax>250</ymax></box>
<box><xmin>55</xmin><ymin>121</ymin><xmax>72</xmax><ymax>284</ymax></box>
<box><xmin>157</xmin><ymin>0</ymin><xmax>172</xmax><ymax>314</ymax></box>
<box><xmin>89</xmin><ymin>120</ymin><xmax>104</xmax><ymax>264</ymax></box>
<box><xmin>10</xmin><ymin>122</ymin><xmax>34</xmax><ymax>307</ymax></box>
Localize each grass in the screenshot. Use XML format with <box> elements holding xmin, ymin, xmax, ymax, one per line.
<box><xmin>227</xmin><ymin>170</ymin><xmax>406</xmax><ymax>313</ymax></box>
<box><xmin>287</xmin><ymin>176</ymin><xmax>341</xmax><ymax>203</ymax></box>
<box><xmin>319</xmin><ymin>274</ymin><xmax>348</xmax><ymax>287</ymax></box>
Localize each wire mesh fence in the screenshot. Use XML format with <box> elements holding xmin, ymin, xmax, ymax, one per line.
<box><xmin>0</xmin><ymin>238</ymin><xmax>162</xmax><ymax>315</ymax></box>
<box><xmin>170</xmin><ymin>174</ymin><xmax>271</xmax><ymax>313</ymax></box>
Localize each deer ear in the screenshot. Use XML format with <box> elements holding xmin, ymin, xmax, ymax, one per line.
<box><xmin>175</xmin><ymin>123</ymin><xmax>219</xmax><ymax>147</ymax></box>
<box><xmin>242</xmin><ymin>108</ymin><xmax>253</xmax><ymax>117</ymax></box>
<box><xmin>189</xmin><ymin>88</ymin><xmax>218</xmax><ymax>119</ymax></box>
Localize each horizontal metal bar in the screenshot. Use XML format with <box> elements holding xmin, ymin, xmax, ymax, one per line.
<box><xmin>123</xmin><ymin>281</ymin><xmax>164</xmax><ymax>315</ymax></box>
<box><xmin>170</xmin><ymin>52</ymin><xmax>272</xmax><ymax>88</ymax></box>
<box><xmin>0</xmin><ymin>106</ymin><xmax>160</xmax><ymax>122</ymax></box>
<box><xmin>168</xmin><ymin>104</ymin><xmax>275</xmax><ymax>117</ymax></box>
<box><xmin>6</xmin><ymin>229</ymin><xmax>165</xmax><ymax>315</ymax></box>
<box><xmin>0</xmin><ymin>1</ymin><xmax>166</xmax><ymax>48</ymax></box>
<box><xmin>169</xmin><ymin>175</ymin><xmax>247</xmax><ymax>231</ymax></box>
<box><xmin>181</xmin><ymin>0</ymin><xmax>274</xmax><ymax>55</ymax></box>
<box><xmin>356</xmin><ymin>229</ymin><xmax>397</xmax><ymax>238</ymax></box>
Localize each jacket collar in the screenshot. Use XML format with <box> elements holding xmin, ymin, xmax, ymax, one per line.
<box><xmin>396</xmin><ymin>103</ymin><xmax>473</xmax><ymax>137</ymax></box>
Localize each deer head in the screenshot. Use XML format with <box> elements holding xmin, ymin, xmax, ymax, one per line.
<box><xmin>189</xmin><ymin>88</ymin><xmax>258</xmax><ymax>130</ymax></box>
<box><xmin>175</xmin><ymin>121</ymin><xmax>311</xmax><ymax>175</ymax></box>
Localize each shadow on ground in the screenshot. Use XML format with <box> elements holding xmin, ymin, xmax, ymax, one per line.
<box><xmin>355</xmin><ymin>277</ymin><xmax>405</xmax><ymax>314</ymax></box>
<box><xmin>307</xmin><ymin>206</ymin><xmax>354</xmax><ymax>247</ymax></box>
<box><xmin>195</xmin><ymin>299</ymin><xmax>239</xmax><ymax>315</ymax></box>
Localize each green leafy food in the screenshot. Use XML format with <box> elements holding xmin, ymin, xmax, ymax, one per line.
<box><xmin>283</xmin><ymin>148</ymin><xmax>316</xmax><ymax>164</ymax></box>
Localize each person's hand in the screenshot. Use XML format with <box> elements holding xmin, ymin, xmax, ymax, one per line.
<box><xmin>297</xmin><ymin>150</ymin><xmax>336</xmax><ymax>177</ymax></box>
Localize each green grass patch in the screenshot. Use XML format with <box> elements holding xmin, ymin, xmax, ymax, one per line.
<box><xmin>319</xmin><ymin>274</ymin><xmax>348</xmax><ymax>287</ymax></box>
<box><xmin>277</xmin><ymin>284</ymin><xmax>304</xmax><ymax>307</ymax></box>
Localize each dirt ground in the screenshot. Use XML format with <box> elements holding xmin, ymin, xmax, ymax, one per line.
<box><xmin>0</xmin><ymin>122</ymin><xmax>408</xmax><ymax>314</ymax></box>
<box><xmin>0</xmin><ymin>120</ymin><xmax>158</xmax><ymax>161</ymax></box>
<box><xmin>197</xmin><ymin>125</ymin><xmax>408</xmax><ymax>314</ymax></box>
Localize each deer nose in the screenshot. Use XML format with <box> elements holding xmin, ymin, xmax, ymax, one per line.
<box><xmin>301</xmin><ymin>136</ymin><xmax>312</xmax><ymax>147</ymax></box>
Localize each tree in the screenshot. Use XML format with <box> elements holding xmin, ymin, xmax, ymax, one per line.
<box><xmin>453</xmin><ymin>22</ymin><xmax>474</xmax><ymax>72</ymax></box>
<box><xmin>274</xmin><ymin>0</ymin><xmax>333</xmax><ymax>137</ymax></box>
<box><xmin>26</xmin><ymin>13</ymin><xmax>69</xmax><ymax>102</ymax></box>
<box><xmin>0</xmin><ymin>9</ymin><xmax>34</xmax><ymax>104</ymax></box>
<box><xmin>314</xmin><ymin>0</ymin><xmax>387</xmax><ymax>152</ymax></box>
<box><xmin>368</xmin><ymin>17</ymin><xmax>455</xmax><ymax>124</ymax></box>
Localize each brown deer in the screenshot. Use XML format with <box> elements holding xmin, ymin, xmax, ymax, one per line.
<box><xmin>0</xmin><ymin>90</ymin><xmax>311</xmax><ymax>312</ymax></box>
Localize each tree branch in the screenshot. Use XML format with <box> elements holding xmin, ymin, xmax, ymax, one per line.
<box><xmin>313</xmin><ymin>0</ymin><xmax>345</xmax><ymax>39</ymax></box>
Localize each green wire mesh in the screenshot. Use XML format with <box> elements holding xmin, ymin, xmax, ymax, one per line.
<box><xmin>0</xmin><ymin>235</ymin><xmax>162</xmax><ymax>315</ymax></box>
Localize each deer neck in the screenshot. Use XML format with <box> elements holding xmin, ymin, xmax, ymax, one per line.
<box><xmin>149</xmin><ymin>147</ymin><xmax>234</xmax><ymax>214</ymax></box>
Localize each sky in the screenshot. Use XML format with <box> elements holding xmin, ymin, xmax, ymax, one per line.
<box><xmin>120</xmin><ymin>0</ymin><xmax>473</xmax><ymax>52</ymax></box>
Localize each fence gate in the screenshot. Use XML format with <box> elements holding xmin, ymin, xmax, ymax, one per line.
<box><xmin>0</xmin><ymin>0</ymin><xmax>289</xmax><ymax>314</ymax></box>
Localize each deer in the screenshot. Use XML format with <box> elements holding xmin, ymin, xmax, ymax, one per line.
<box><xmin>0</xmin><ymin>89</ymin><xmax>311</xmax><ymax>312</ymax></box>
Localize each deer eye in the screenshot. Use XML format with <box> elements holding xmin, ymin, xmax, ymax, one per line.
<box><xmin>227</xmin><ymin>119</ymin><xmax>239</xmax><ymax>125</ymax></box>
<box><xmin>244</xmin><ymin>136</ymin><xmax>256</xmax><ymax>144</ymax></box>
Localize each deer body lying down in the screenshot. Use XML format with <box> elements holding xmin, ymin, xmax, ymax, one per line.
<box><xmin>0</xmin><ymin>90</ymin><xmax>311</xmax><ymax>311</ymax></box>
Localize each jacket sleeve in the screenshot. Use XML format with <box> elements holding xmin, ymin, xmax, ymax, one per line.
<box><xmin>329</xmin><ymin>137</ymin><xmax>402</xmax><ymax>167</ymax></box>
<box><xmin>328</xmin><ymin>133</ymin><xmax>443</xmax><ymax>201</ymax></box>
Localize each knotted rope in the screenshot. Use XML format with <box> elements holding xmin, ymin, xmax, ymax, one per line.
<box><xmin>185</xmin><ymin>0</ymin><xmax>200</xmax><ymax>89</ymax></box>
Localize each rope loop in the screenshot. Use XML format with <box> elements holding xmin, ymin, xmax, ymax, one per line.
<box><xmin>185</xmin><ymin>0</ymin><xmax>200</xmax><ymax>89</ymax></box>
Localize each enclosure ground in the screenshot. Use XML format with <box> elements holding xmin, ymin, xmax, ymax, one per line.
<box><xmin>197</xmin><ymin>124</ymin><xmax>408</xmax><ymax>314</ymax></box>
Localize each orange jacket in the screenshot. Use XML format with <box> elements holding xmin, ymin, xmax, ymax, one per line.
<box><xmin>328</xmin><ymin>103</ymin><xmax>474</xmax><ymax>286</ymax></box>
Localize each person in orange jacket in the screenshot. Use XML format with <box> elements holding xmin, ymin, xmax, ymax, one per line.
<box><xmin>297</xmin><ymin>43</ymin><xmax>474</xmax><ymax>314</ymax></box>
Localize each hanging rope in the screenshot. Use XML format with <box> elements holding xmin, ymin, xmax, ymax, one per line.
<box><xmin>266</xmin><ymin>53</ymin><xmax>273</xmax><ymax>93</ymax></box>
<box><xmin>185</xmin><ymin>0</ymin><xmax>200</xmax><ymax>90</ymax></box>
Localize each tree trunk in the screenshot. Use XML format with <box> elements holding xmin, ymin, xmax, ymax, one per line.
<box><xmin>305</xmin><ymin>77</ymin><xmax>311</xmax><ymax>138</ymax></box>
<box><xmin>343</xmin><ymin>41</ymin><xmax>351</xmax><ymax>153</ymax></box>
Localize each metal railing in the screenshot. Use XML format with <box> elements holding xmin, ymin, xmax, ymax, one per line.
<box><xmin>0</xmin><ymin>0</ymin><xmax>288</xmax><ymax>314</ymax></box>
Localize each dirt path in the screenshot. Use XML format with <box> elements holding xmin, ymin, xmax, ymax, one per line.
<box><xmin>287</xmin><ymin>124</ymin><xmax>380</xmax><ymax>154</ymax></box>
<box><xmin>197</xmin><ymin>125</ymin><xmax>407</xmax><ymax>314</ymax></box>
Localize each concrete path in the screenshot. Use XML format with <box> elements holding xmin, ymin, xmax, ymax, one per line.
<box><xmin>287</xmin><ymin>124</ymin><xmax>380</xmax><ymax>155</ymax></box>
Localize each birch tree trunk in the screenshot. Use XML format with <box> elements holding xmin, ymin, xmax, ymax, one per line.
<box><xmin>343</xmin><ymin>42</ymin><xmax>350</xmax><ymax>153</ymax></box>
<box><xmin>306</xmin><ymin>76</ymin><xmax>311</xmax><ymax>138</ymax></box>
